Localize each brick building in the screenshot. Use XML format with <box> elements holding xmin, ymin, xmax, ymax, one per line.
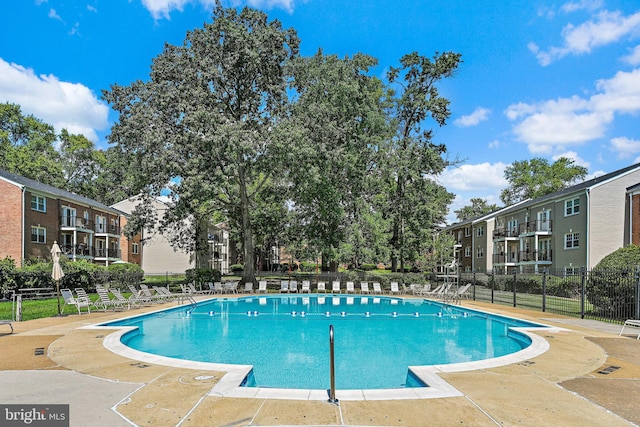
<box><xmin>0</xmin><ymin>169</ymin><xmax>138</xmax><ymax>266</ymax></box>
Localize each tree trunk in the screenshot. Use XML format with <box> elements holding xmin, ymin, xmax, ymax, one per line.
<box><xmin>238</xmin><ymin>164</ymin><xmax>256</xmax><ymax>285</ymax></box>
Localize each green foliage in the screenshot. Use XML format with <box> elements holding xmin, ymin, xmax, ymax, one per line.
<box><xmin>454</xmin><ymin>198</ymin><xmax>501</xmax><ymax>222</ymax></box>
<box><xmin>230</xmin><ymin>264</ymin><xmax>244</xmax><ymax>273</ymax></box>
<box><xmin>500</xmin><ymin>157</ymin><xmax>588</xmax><ymax>206</ymax></box>
<box><xmin>0</xmin><ymin>257</ymin><xmax>17</xmax><ymax>296</ymax></box>
<box><xmin>586</xmin><ymin>245</ymin><xmax>640</xmax><ymax>319</ymax></box>
<box><xmin>185</xmin><ymin>268</ymin><xmax>221</xmax><ymax>285</ymax></box>
<box><xmin>298</xmin><ymin>262</ymin><xmax>318</xmax><ymax>273</ymax></box>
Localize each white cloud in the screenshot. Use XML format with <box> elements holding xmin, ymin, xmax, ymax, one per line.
<box><xmin>488</xmin><ymin>140</ymin><xmax>501</xmax><ymax>149</ymax></box>
<box><xmin>0</xmin><ymin>58</ymin><xmax>109</xmax><ymax>142</ymax></box>
<box><xmin>561</xmin><ymin>0</ymin><xmax>603</xmax><ymax>13</ymax></box>
<box><xmin>141</xmin><ymin>0</ymin><xmax>295</xmax><ymax>20</ymax></box>
<box><xmin>552</xmin><ymin>151</ymin><xmax>590</xmax><ymax>168</ymax></box>
<box><xmin>439</xmin><ymin>162</ymin><xmax>508</xmax><ymax>192</ymax></box>
<box><xmin>505</xmin><ymin>68</ymin><xmax>640</xmax><ymax>152</ymax></box>
<box><xmin>610</xmin><ymin>137</ymin><xmax>640</xmax><ymax>159</ymax></box>
<box><xmin>48</xmin><ymin>8</ymin><xmax>62</xmax><ymax>21</ymax></box>
<box><xmin>87</xmin><ymin>5</ymin><xmax>98</xmax><ymax>13</ymax></box>
<box><xmin>622</xmin><ymin>45</ymin><xmax>640</xmax><ymax>65</ymax></box>
<box><xmin>453</xmin><ymin>107</ymin><xmax>491</xmax><ymax>127</ymax></box>
<box><xmin>533</xmin><ymin>10</ymin><xmax>640</xmax><ymax>66</ymax></box>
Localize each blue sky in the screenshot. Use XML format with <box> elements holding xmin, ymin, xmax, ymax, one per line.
<box><xmin>2</xmin><ymin>0</ymin><xmax>640</xmax><ymax>223</ymax></box>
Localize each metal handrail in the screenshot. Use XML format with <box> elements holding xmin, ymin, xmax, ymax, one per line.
<box><xmin>328</xmin><ymin>325</ymin><xmax>338</xmax><ymax>404</ymax></box>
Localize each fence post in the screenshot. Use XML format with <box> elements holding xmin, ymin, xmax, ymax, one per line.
<box><xmin>635</xmin><ymin>266</ymin><xmax>640</xmax><ymax>320</ymax></box>
<box><xmin>513</xmin><ymin>269</ymin><xmax>517</xmax><ymax>307</ymax></box>
<box><xmin>580</xmin><ymin>267</ymin><xmax>586</xmax><ymax>319</ymax></box>
<box><xmin>542</xmin><ymin>269</ymin><xmax>547</xmax><ymax>313</ymax></box>
<box><xmin>491</xmin><ymin>271</ymin><xmax>495</xmax><ymax>304</ymax></box>
<box><xmin>472</xmin><ymin>271</ymin><xmax>476</xmax><ymax>301</ymax></box>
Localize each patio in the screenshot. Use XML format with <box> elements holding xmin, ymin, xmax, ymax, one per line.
<box><xmin>1</xmin><ymin>297</ymin><xmax>639</xmax><ymax>426</ymax></box>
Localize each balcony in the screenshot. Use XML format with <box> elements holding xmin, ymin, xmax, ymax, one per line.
<box><xmin>60</xmin><ymin>215</ymin><xmax>94</xmax><ymax>231</ymax></box>
<box><xmin>519</xmin><ymin>219</ymin><xmax>553</xmax><ymax>235</ymax></box>
<box><xmin>519</xmin><ymin>250</ymin><xmax>553</xmax><ymax>263</ymax></box>
<box><xmin>492</xmin><ymin>252</ymin><xmax>519</xmax><ymax>264</ymax></box>
<box><xmin>94</xmin><ymin>248</ymin><xmax>121</xmax><ymax>258</ymax></box>
<box><xmin>61</xmin><ymin>244</ymin><xmax>93</xmax><ymax>257</ymax></box>
<box><xmin>493</xmin><ymin>228</ymin><xmax>519</xmax><ymax>239</ymax></box>
<box><xmin>95</xmin><ymin>223</ymin><xmax>121</xmax><ymax>235</ymax></box>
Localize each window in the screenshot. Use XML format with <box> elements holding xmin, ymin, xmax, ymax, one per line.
<box><xmin>31</xmin><ymin>195</ymin><xmax>46</xmax><ymax>212</ymax></box>
<box><xmin>31</xmin><ymin>226</ymin><xmax>46</xmax><ymax>244</ymax></box>
<box><xmin>476</xmin><ymin>246</ymin><xmax>484</xmax><ymax>258</ymax></box>
<box><xmin>565</xmin><ymin>232</ymin><xmax>579</xmax><ymax>249</ymax></box>
<box><xmin>132</xmin><ymin>243</ymin><xmax>139</xmax><ymax>255</ymax></box>
<box><xmin>564</xmin><ymin>266</ymin><xmax>580</xmax><ymax>276</ymax></box>
<box><xmin>565</xmin><ymin>198</ymin><xmax>580</xmax><ymax>216</ymax></box>
<box><xmin>464</xmin><ymin>226</ymin><xmax>471</xmax><ymax>237</ymax></box>
<box><xmin>476</xmin><ymin>225</ymin><xmax>484</xmax><ymax>237</ymax></box>
<box><xmin>464</xmin><ymin>246</ymin><xmax>471</xmax><ymax>257</ymax></box>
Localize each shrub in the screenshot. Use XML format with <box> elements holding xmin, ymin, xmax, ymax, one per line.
<box><xmin>185</xmin><ymin>268</ymin><xmax>221</xmax><ymax>285</ymax></box>
<box><xmin>230</xmin><ymin>264</ymin><xmax>244</xmax><ymax>273</ymax></box>
<box><xmin>0</xmin><ymin>257</ymin><xmax>17</xmax><ymax>297</ymax></box>
<box><xmin>358</xmin><ymin>263</ymin><xmax>377</xmax><ymax>271</ymax></box>
<box><xmin>586</xmin><ymin>245</ymin><xmax>640</xmax><ymax>320</ymax></box>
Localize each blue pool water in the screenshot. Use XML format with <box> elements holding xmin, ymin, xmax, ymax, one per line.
<box><xmin>106</xmin><ymin>295</ymin><xmax>543</xmax><ymax>390</ymax></box>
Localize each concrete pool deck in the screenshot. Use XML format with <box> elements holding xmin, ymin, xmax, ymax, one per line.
<box><xmin>1</xmin><ymin>296</ymin><xmax>639</xmax><ymax>426</ymax></box>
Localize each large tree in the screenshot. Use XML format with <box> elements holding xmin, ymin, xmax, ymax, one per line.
<box><xmin>285</xmin><ymin>51</ymin><xmax>388</xmax><ymax>271</ymax></box>
<box><xmin>0</xmin><ymin>103</ymin><xmax>64</xmax><ymax>186</ymax></box>
<box><xmin>382</xmin><ymin>52</ymin><xmax>461</xmax><ymax>272</ymax></box>
<box><xmin>454</xmin><ymin>197</ymin><xmax>500</xmax><ymax>221</ymax></box>
<box><xmin>500</xmin><ymin>157</ymin><xmax>588</xmax><ymax>205</ymax></box>
<box><xmin>103</xmin><ymin>4</ymin><xmax>299</xmax><ymax>283</ymax></box>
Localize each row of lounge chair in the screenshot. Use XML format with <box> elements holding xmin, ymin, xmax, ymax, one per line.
<box><xmin>60</xmin><ymin>284</ymin><xmax>185</xmax><ymax>314</ymax></box>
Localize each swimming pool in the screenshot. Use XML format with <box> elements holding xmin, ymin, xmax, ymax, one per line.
<box><xmin>104</xmin><ymin>295</ymin><xmax>548</xmax><ymax>391</ymax></box>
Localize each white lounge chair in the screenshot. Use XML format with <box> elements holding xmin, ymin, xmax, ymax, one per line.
<box><xmin>317</xmin><ymin>282</ymin><xmax>326</xmax><ymax>293</ymax></box>
<box><xmin>110</xmin><ymin>288</ymin><xmax>134</xmax><ymax>309</ymax></box>
<box><xmin>94</xmin><ymin>286</ymin><xmax>124</xmax><ymax>311</ymax></box>
<box><xmin>61</xmin><ymin>288</ymin><xmax>91</xmax><ymax>314</ymax></box>
<box><xmin>0</xmin><ymin>319</ymin><xmax>12</xmax><ymax>333</ymax></box>
<box><xmin>390</xmin><ymin>282</ymin><xmax>401</xmax><ymax>295</ymax></box>
<box><xmin>257</xmin><ymin>280</ymin><xmax>268</xmax><ymax>293</ymax></box>
<box><xmin>289</xmin><ymin>280</ymin><xmax>299</xmax><ymax>293</ymax></box>
<box><xmin>372</xmin><ymin>282</ymin><xmax>383</xmax><ymax>294</ymax></box>
<box><xmin>128</xmin><ymin>285</ymin><xmax>153</xmax><ymax>306</ymax></box>
<box><xmin>620</xmin><ymin>319</ymin><xmax>640</xmax><ymax>339</ymax></box>
<box><xmin>280</xmin><ymin>280</ymin><xmax>289</xmax><ymax>293</ymax></box>
<box><xmin>243</xmin><ymin>282</ymin><xmax>254</xmax><ymax>293</ymax></box>
<box><xmin>300</xmin><ymin>280</ymin><xmax>311</xmax><ymax>293</ymax></box>
<box><xmin>345</xmin><ymin>281</ymin><xmax>355</xmax><ymax>294</ymax></box>
<box><xmin>188</xmin><ymin>283</ymin><xmax>207</xmax><ymax>295</ymax></box>
<box><xmin>360</xmin><ymin>282</ymin><xmax>370</xmax><ymax>294</ymax></box>
<box><xmin>332</xmin><ymin>281</ymin><xmax>341</xmax><ymax>293</ymax></box>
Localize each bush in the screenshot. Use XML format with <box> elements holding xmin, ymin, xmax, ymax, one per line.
<box><xmin>298</xmin><ymin>262</ymin><xmax>318</xmax><ymax>273</ymax></box>
<box><xmin>0</xmin><ymin>257</ymin><xmax>17</xmax><ymax>297</ymax></box>
<box><xmin>230</xmin><ymin>264</ymin><xmax>244</xmax><ymax>273</ymax></box>
<box><xmin>358</xmin><ymin>263</ymin><xmax>377</xmax><ymax>271</ymax></box>
<box><xmin>586</xmin><ymin>245</ymin><xmax>640</xmax><ymax>320</ymax></box>
<box><xmin>185</xmin><ymin>268</ymin><xmax>221</xmax><ymax>285</ymax></box>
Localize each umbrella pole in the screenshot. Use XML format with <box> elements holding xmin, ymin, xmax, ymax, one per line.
<box><xmin>56</xmin><ymin>281</ymin><xmax>61</xmax><ymax>316</ymax></box>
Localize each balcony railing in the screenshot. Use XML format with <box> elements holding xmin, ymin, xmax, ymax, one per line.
<box><xmin>519</xmin><ymin>219</ymin><xmax>553</xmax><ymax>234</ymax></box>
<box><xmin>60</xmin><ymin>215</ymin><xmax>94</xmax><ymax>230</ymax></box>
<box><xmin>94</xmin><ymin>248</ymin><xmax>121</xmax><ymax>258</ymax></box>
<box><xmin>95</xmin><ymin>223</ymin><xmax>121</xmax><ymax>235</ymax></box>
<box><xmin>493</xmin><ymin>228</ymin><xmax>520</xmax><ymax>239</ymax></box>
<box><xmin>519</xmin><ymin>250</ymin><xmax>553</xmax><ymax>262</ymax></box>
<box><xmin>492</xmin><ymin>253</ymin><xmax>519</xmax><ymax>264</ymax></box>
<box><xmin>61</xmin><ymin>244</ymin><xmax>93</xmax><ymax>257</ymax></box>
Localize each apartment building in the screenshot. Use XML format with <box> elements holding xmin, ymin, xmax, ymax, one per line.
<box><xmin>445</xmin><ymin>162</ymin><xmax>640</xmax><ymax>274</ymax></box>
<box><xmin>0</xmin><ymin>168</ymin><xmax>130</xmax><ymax>265</ymax></box>
<box><xmin>112</xmin><ymin>196</ymin><xmax>234</xmax><ymax>274</ymax></box>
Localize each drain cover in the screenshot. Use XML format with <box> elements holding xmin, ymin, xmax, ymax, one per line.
<box><xmin>597</xmin><ymin>365</ymin><xmax>621</xmax><ymax>375</ymax></box>
<box><xmin>34</xmin><ymin>348</ymin><xmax>45</xmax><ymax>356</ymax></box>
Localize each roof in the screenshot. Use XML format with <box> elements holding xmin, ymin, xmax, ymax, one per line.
<box><xmin>0</xmin><ymin>168</ymin><xmax>122</xmax><ymax>215</ymax></box>
<box><xmin>495</xmin><ymin>162</ymin><xmax>640</xmax><ymax>215</ymax></box>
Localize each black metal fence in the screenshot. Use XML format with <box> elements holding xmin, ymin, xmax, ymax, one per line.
<box><xmin>453</xmin><ymin>268</ymin><xmax>640</xmax><ymax>323</ymax></box>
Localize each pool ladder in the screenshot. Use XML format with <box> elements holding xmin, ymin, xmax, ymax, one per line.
<box><xmin>328</xmin><ymin>324</ymin><xmax>339</xmax><ymax>404</ymax></box>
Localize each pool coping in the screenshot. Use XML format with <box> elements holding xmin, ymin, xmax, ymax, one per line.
<box><xmin>90</xmin><ymin>297</ymin><xmax>566</xmax><ymax>401</ymax></box>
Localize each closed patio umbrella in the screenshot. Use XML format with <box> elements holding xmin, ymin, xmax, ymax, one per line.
<box><xmin>51</xmin><ymin>241</ymin><xmax>65</xmax><ymax>316</ymax></box>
